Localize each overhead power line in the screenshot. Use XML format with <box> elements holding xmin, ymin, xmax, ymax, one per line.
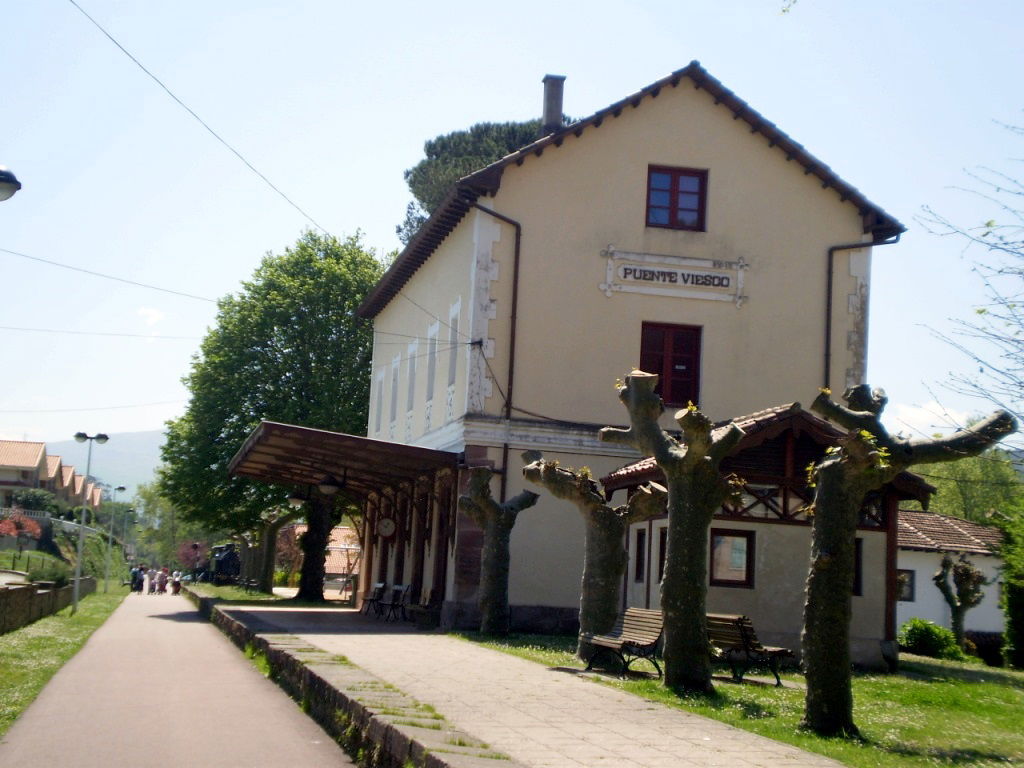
<box><xmin>0</xmin><ymin>247</ymin><xmax>215</xmax><ymax>303</ymax></box>
<box><xmin>66</xmin><ymin>0</ymin><xmax>327</xmax><ymax>234</ymax></box>
<box><xmin>0</xmin><ymin>403</ymin><xmax>184</xmax><ymax>415</ymax></box>
<box><xmin>0</xmin><ymin>325</ymin><xmax>200</xmax><ymax>340</ymax></box>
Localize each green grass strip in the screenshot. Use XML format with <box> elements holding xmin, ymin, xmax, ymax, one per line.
<box><xmin>459</xmin><ymin>632</ymin><xmax>1024</xmax><ymax>768</ymax></box>
<box><xmin>0</xmin><ymin>587</ymin><xmax>128</xmax><ymax>737</ymax></box>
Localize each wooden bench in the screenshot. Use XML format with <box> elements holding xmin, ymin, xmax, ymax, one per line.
<box><xmin>242</xmin><ymin>578</ymin><xmax>260</xmax><ymax>595</ymax></box>
<box><xmin>581</xmin><ymin>607</ymin><xmax>663</xmax><ymax>677</ymax></box>
<box><xmin>707</xmin><ymin>613</ymin><xmax>794</xmax><ymax>686</ymax></box>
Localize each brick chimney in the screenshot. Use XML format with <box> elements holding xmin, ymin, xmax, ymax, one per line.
<box><xmin>541</xmin><ymin>74</ymin><xmax>566</xmax><ymax>136</ymax></box>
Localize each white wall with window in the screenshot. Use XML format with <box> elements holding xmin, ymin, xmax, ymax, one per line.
<box><xmin>896</xmin><ymin>549</ymin><xmax>1004</xmax><ymax>634</ymax></box>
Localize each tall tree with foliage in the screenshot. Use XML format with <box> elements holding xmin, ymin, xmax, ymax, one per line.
<box><xmin>160</xmin><ymin>231</ymin><xmax>383</xmax><ymax>600</ymax></box>
<box><xmin>397</xmin><ymin>120</ymin><xmax>545</xmax><ymax>243</ymax></box>
<box><xmin>600</xmin><ymin>371</ymin><xmax>744</xmax><ymax>692</ymax></box>
<box><xmin>803</xmin><ymin>385</ymin><xmax>1015</xmax><ymax>737</ymax></box>
<box><xmin>933</xmin><ymin>554</ymin><xmax>990</xmax><ymax>648</ymax></box>
<box><xmin>908</xmin><ymin>448</ymin><xmax>1023</xmax><ymax>523</ymax></box>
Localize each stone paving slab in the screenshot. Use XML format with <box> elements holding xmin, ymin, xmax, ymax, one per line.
<box><xmin>225</xmin><ymin>605</ymin><xmax>843</xmax><ymax>768</ymax></box>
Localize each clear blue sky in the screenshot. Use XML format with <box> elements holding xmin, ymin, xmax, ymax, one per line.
<box><xmin>2</xmin><ymin>1</ymin><xmax>1022</xmax><ymax>458</ymax></box>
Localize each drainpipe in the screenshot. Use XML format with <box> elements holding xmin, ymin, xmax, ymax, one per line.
<box><xmin>823</xmin><ymin>232</ymin><xmax>901</xmax><ymax>389</ymax></box>
<box><xmin>472</xmin><ymin>203</ymin><xmax>522</xmax><ymax>502</ymax></box>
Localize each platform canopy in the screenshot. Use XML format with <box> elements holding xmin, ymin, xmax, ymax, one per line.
<box><xmin>228</xmin><ymin>421</ymin><xmax>460</xmax><ymax>499</ymax></box>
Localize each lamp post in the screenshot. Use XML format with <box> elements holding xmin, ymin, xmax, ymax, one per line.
<box><xmin>72</xmin><ymin>432</ymin><xmax>108</xmax><ymax>614</ymax></box>
<box><xmin>0</xmin><ymin>166</ymin><xmax>21</xmax><ymax>201</ymax></box>
<box><xmin>122</xmin><ymin>507</ymin><xmax>135</xmax><ymax>562</ymax></box>
<box><xmin>103</xmin><ymin>485</ymin><xmax>126</xmax><ymax>593</ymax></box>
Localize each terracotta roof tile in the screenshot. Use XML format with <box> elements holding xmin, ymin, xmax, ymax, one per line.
<box><xmin>0</xmin><ymin>440</ymin><xmax>45</xmax><ymax>469</ymax></box>
<box><xmin>897</xmin><ymin>509</ymin><xmax>1003</xmax><ymax>555</ymax></box>
<box><xmin>62</xmin><ymin>466</ymin><xmax>75</xmax><ymax>486</ymax></box>
<box><xmin>46</xmin><ymin>455</ymin><xmax>62</xmax><ymax>481</ymax></box>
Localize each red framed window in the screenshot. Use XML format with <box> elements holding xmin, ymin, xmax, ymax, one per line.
<box><xmin>710</xmin><ymin>528</ymin><xmax>755</xmax><ymax>588</ymax></box>
<box><xmin>646</xmin><ymin>166</ymin><xmax>708</xmax><ymax>231</ymax></box>
<box><xmin>639</xmin><ymin>322</ymin><xmax>701</xmax><ymax>407</ymax></box>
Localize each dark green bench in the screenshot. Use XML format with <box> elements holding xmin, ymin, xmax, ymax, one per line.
<box><xmin>707</xmin><ymin>613</ymin><xmax>794</xmax><ymax>686</ymax></box>
<box><xmin>581</xmin><ymin>607</ymin><xmax>663</xmax><ymax>677</ymax></box>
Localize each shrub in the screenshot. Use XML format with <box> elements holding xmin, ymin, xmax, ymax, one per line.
<box><xmin>898</xmin><ymin>618</ymin><xmax>965</xmax><ymax>660</ymax></box>
<box><xmin>27</xmin><ymin>561</ymin><xmax>71</xmax><ymax>588</ymax></box>
<box><xmin>1005</xmin><ymin>581</ymin><xmax>1024</xmax><ymax>668</ymax></box>
<box><xmin>965</xmin><ymin>630</ymin><xmax>1005</xmax><ymax>667</ymax></box>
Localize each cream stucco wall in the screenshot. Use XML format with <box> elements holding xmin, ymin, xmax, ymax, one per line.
<box><xmin>896</xmin><ymin>549</ymin><xmax>1005</xmax><ymax>634</ymax></box>
<box><xmin>627</xmin><ymin>517</ymin><xmax>890</xmax><ymax>667</ymax></box>
<box><xmin>365</xmin><ymin>76</ymin><xmax>898</xmax><ymax>652</ymax></box>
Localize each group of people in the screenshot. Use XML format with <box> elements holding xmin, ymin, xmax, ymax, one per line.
<box><xmin>128</xmin><ymin>565</ymin><xmax>182</xmax><ymax>595</ymax></box>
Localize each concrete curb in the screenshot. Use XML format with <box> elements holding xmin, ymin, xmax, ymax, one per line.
<box><xmin>182</xmin><ymin>587</ymin><xmax>524</xmax><ymax>768</ymax></box>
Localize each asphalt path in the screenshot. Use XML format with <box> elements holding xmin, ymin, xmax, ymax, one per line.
<box><xmin>0</xmin><ymin>592</ymin><xmax>353</xmax><ymax>767</ymax></box>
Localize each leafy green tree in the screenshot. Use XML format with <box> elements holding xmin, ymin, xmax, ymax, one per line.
<box><xmin>12</xmin><ymin>488</ymin><xmax>58</xmax><ymax>513</ymax></box>
<box><xmin>397</xmin><ymin>120</ymin><xmax>545</xmax><ymax>243</ymax></box>
<box><xmin>160</xmin><ymin>231</ymin><xmax>382</xmax><ymax>600</ymax></box>
<box><xmin>933</xmin><ymin>554</ymin><xmax>990</xmax><ymax>648</ymax></box>
<box><xmin>908</xmin><ymin>448</ymin><xmax>1024</xmax><ymax>523</ymax></box>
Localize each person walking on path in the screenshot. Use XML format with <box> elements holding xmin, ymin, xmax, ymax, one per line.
<box><xmin>0</xmin><ymin>593</ymin><xmax>352</xmax><ymax>767</ymax></box>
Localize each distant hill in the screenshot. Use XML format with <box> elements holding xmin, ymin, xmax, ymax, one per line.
<box><xmin>47</xmin><ymin>430</ymin><xmax>165</xmax><ymax>500</ymax></box>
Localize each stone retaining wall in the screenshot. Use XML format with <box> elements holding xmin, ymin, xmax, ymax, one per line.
<box><xmin>0</xmin><ymin>577</ymin><xmax>97</xmax><ymax>634</ymax></box>
<box><xmin>182</xmin><ymin>586</ymin><xmax>524</xmax><ymax>768</ymax></box>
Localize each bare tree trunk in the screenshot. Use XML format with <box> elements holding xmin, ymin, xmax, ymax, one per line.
<box><xmin>296</xmin><ymin>494</ymin><xmax>332</xmax><ymax>602</ymax></box>
<box><xmin>803</xmin><ymin>386</ymin><xmax>1015</xmax><ymax>736</ymax></box>
<box><xmin>523</xmin><ymin>453</ymin><xmax>665</xmax><ymax>659</ymax></box>
<box><xmin>600</xmin><ymin>372</ymin><xmax>743</xmax><ymax>692</ymax></box>
<box><xmin>458</xmin><ymin>467</ymin><xmax>539</xmax><ymax>636</ymax></box>
<box><xmin>257</xmin><ymin>511</ymin><xmax>300</xmax><ymax>594</ymax></box>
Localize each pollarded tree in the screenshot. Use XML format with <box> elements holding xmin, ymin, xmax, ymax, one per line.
<box><xmin>600</xmin><ymin>371</ymin><xmax>744</xmax><ymax>692</ymax></box>
<box><xmin>458</xmin><ymin>466</ymin><xmax>539</xmax><ymax>635</ymax></box>
<box><xmin>522</xmin><ymin>452</ymin><xmax>666</xmax><ymax>660</ymax></box>
<box><xmin>933</xmin><ymin>554</ymin><xmax>990</xmax><ymax>649</ymax></box>
<box><xmin>803</xmin><ymin>384</ymin><xmax>1015</xmax><ymax>737</ymax></box>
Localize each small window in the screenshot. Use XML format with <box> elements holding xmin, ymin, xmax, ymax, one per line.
<box><xmin>373</xmin><ymin>371</ymin><xmax>384</xmax><ymax>434</ymax></box>
<box><xmin>406</xmin><ymin>344</ymin><xmax>417</xmax><ymax>413</ymax></box>
<box><xmin>447</xmin><ymin>310</ymin><xmax>460</xmax><ymax>387</ymax></box>
<box><xmin>389</xmin><ymin>358</ymin><xmax>400</xmax><ymax>424</ymax></box>
<box><xmin>640</xmin><ymin>322</ymin><xmax>701</xmax><ymax>407</ymax></box>
<box><xmin>634</xmin><ymin>529</ymin><xmax>647</xmax><ymax>583</ymax></box>
<box><xmin>657</xmin><ymin>527</ymin><xmax>667</xmax><ymax>582</ymax></box>
<box><xmin>710</xmin><ymin>529</ymin><xmax>754</xmax><ymax>588</ymax></box>
<box><xmin>646</xmin><ymin>166</ymin><xmax>708</xmax><ymax>231</ymax></box>
<box><xmin>853</xmin><ymin>538</ymin><xmax>863</xmax><ymax>597</ymax></box>
<box><xmin>426</xmin><ymin>330</ymin><xmax>438</xmax><ymax>402</ymax></box>
<box><xmin>897</xmin><ymin>569</ymin><xmax>915</xmax><ymax>602</ymax></box>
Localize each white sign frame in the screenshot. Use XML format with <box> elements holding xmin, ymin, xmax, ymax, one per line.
<box><xmin>599</xmin><ymin>247</ymin><xmax>748</xmax><ymax>306</ymax></box>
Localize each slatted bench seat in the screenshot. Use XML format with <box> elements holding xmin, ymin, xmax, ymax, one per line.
<box><xmin>580</xmin><ymin>607</ymin><xmax>663</xmax><ymax>677</ymax></box>
<box><xmin>707</xmin><ymin>613</ymin><xmax>794</xmax><ymax>686</ymax></box>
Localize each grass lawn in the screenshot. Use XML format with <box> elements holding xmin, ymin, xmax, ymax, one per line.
<box><xmin>461</xmin><ymin>632</ymin><xmax>1024</xmax><ymax>768</ymax></box>
<box><xmin>0</xmin><ymin>586</ymin><xmax>128</xmax><ymax>737</ymax></box>
<box><xmin>0</xmin><ymin>550</ymin><xmax>64</xmax><ymax>572</ymax></box>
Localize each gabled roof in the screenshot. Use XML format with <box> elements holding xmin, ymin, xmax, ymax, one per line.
<box><xmin>898</xmin><ymin>509</ymin><xmax>1003</xmax><ymax>556</ymax></box>
<box><xmin>62</xmin><ymin>465</ymin><xmax>75</xmax><ymax>487</ymax></box>
<box><xmin>0</xmin><ymin>440</ymin><xmax>46</xmax><ymax>470</ymax></box>
<box><xmin>73</xmin><ymin>474</ymin><xmax>85</xmax><ymax>495</ymax></box>
<box><xmin>359</xmin><ymin>61</ymin><xmax>906</xmax><ymax>319</ymax></box>
<box><xmin>601</xmin><ymin>403</ymin><xmax>840</xmax><ymax>489</ymax></box>
<box><xmin>600</xmin><ymin>403</ymin><xmax>933</xmax><ymax>504</ymax></box>
<box><xmin>46</xmin><ymin>455</ymin><xmax>63</xmax><ymax>482</ymax></box>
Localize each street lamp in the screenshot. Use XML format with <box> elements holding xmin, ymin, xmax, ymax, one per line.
<box><xmin>71</xmin><ymin>431</ymin><xmax>108</xmax><ymax>614</ymax></box>
<box><xmin>103</xmin><ymin>485</ymin><xmax>126</xmax><ymax>593</ymax></box>
<box><xmin>122</xmin><ymin>507</ymin><xmax>135</xmax><ymax>561</ymax></box>
<box><xmin>0</xmin><ymin>167</ymin><xmax>21</xmax><ymax>201</ymax></box>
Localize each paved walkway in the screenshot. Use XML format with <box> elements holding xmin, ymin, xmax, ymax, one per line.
<box><xmin>0</xmin><ymin>594</ymin><xmax>353</xmax><ymax>767</ymax></box>
<box><xmin>226</xmin><ymin>605</ymin><xmax>843</xmax><ymax>768</ymax></box>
